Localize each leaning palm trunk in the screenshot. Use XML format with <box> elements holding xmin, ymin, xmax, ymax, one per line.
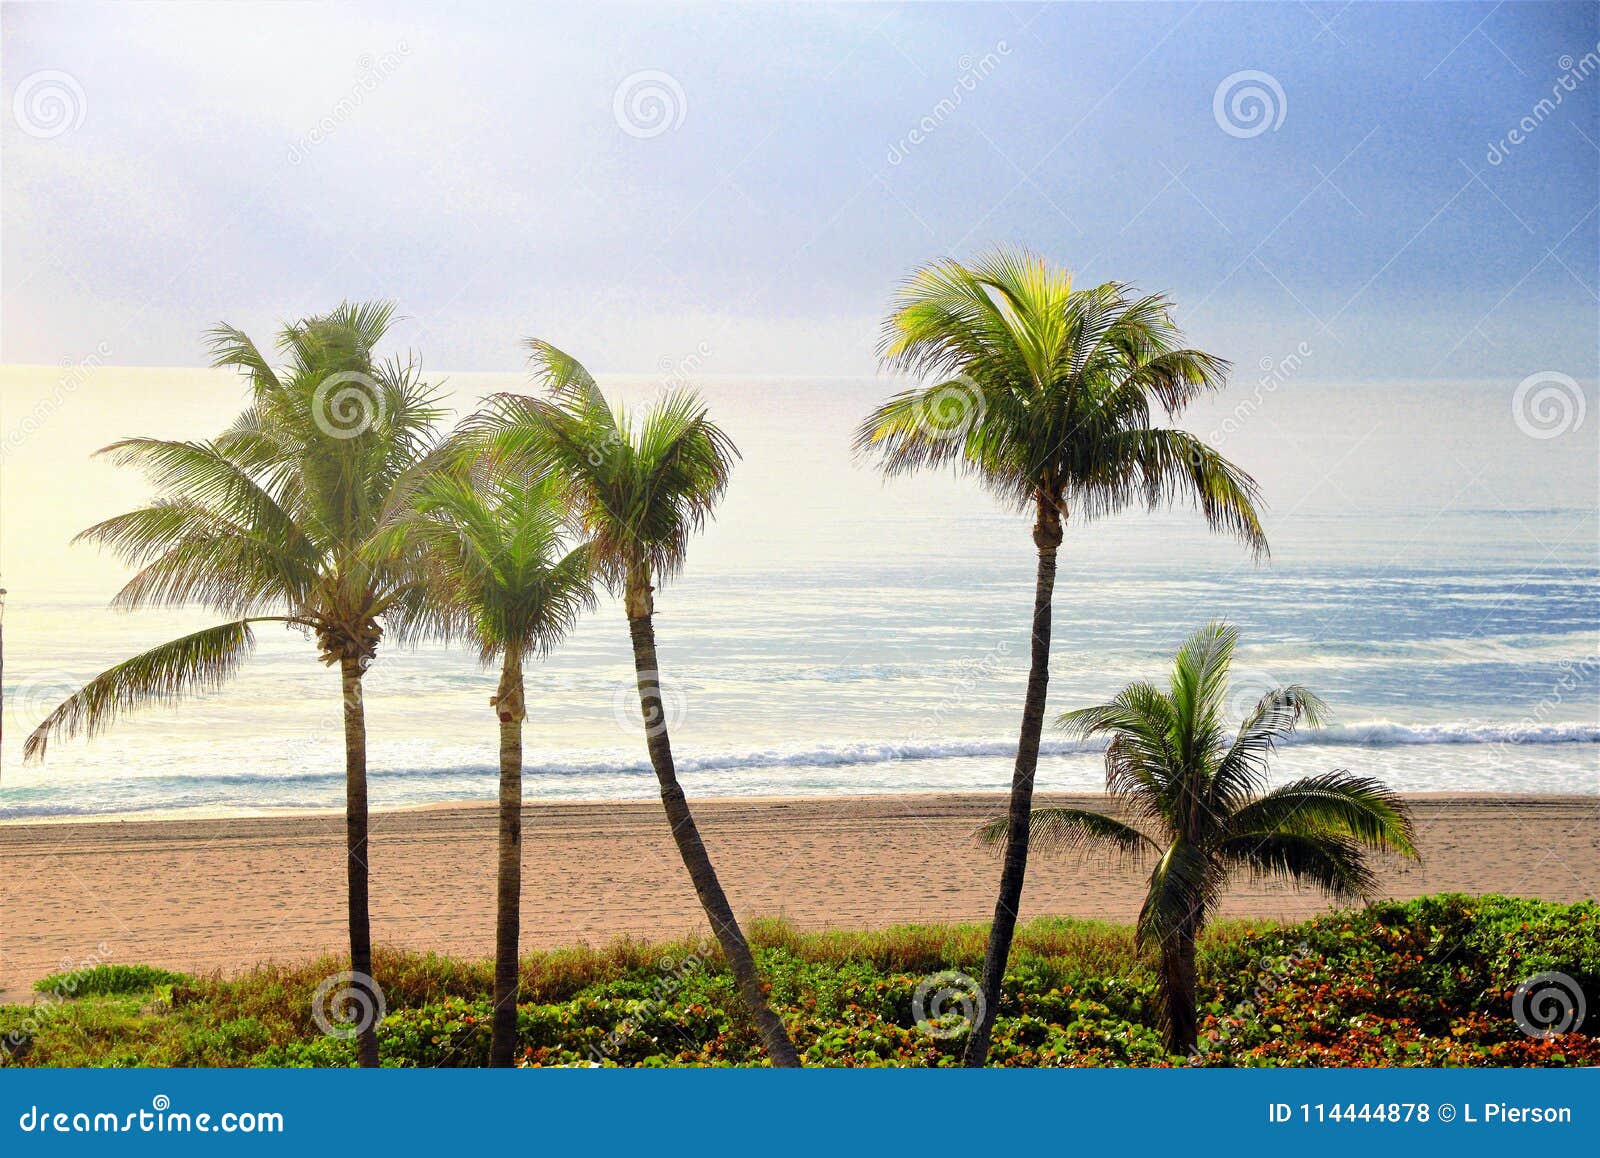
<box><xmin>626</xmin><ymin>604</ymin><xmax>801</xmax><ymax>1068</ymax></box>
<box><xmin>490</xmin><ymin>650</ymin><xmax>526</xmax><ymax>1067</ymax></box>
<box><xmin>340</xmin><ymin>655</ymin><xmax>381</xmax><ymax>1069</ymax></box>
<box><xmin>491</xmin><ymin>343</ymin><xmax>791</xmax><ymax>1063</ymax></box>
<box><xmin>963</xmin><ymin>498</ymin><xmax>1062</xmax><ymax>1067</ymax></box>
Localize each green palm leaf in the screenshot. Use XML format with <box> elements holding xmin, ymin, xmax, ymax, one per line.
<box><xmin>477</xmin><ymin>348</ymin><xmax>736</xmax><ymax>598</ymax></box>
<box><xmin>399</xmin><ymin>467</ymin><xmax>597</xmax><ymax>663</ymax></box>
<box><xmin>1210</xmin><ymin>684</ymin><xmax>1330</xmax><ymax>805</ymax></box>
<box><xmin>1136</xmin><ymin>837</ymin><xmax>1218</xmax><ymax>953</ymax></box>
<box><xmin>23</xmin><ymin>618</ymin><xmax>285</xmax><ymax>761</ymax></box>
<box><xmin>1225</xmin><ymin>771</ymin><xmax>1418</xmax><ymax>857</ymax></box>
<box><xmin>857</xmin><ymin>247</ymin><xmax>1265</xmax><ymax>543</ymax></box>
<box><xmin>977</xmin><ymin>807</ymin><xmax>1158</xmax><ymax>864</ymax></box>
<box><xmin>1216</xmin><ymin>832</ymin><xmax>1379</xmax><ymax>901</ymax></box>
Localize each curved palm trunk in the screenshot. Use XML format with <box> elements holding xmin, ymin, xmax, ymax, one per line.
<box><xmin>489</xmin><ymin>651</ymin><xmax>526</xmax><ymax>1068</ymax></box>
<box><xmin>340</xmin><ymin>655</ymin><xmax>381</xmax><ymax>1069</ymax></box>
<box><xmin>1160</xmin><ymin>920</ymin><xmax>1200</xmax><ymax>1055</ymax></box>
<box><xmin>625</xmin><ymin>601</ymin><xmax>801</xmax><ymax>1068</ymax></box>
<box><xmin>963</xmin><ymin>497</ymin><xmax>1062</xmax><ymax>1067</ymax></box>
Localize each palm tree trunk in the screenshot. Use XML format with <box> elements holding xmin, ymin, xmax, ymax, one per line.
<box><xmin>340</xmin><ymin>655</ymin><xmax>381</xmax><ymax>1069</ymax></box>
<box><xmin>1161</xmin><ymin>920</ymin><xmax>1200</xmax><ymax>1055</ymax></box>
<box><xmin>625</xmin><ymin>606</ymin><xmax>801</xmax><ymax>1068</ymax></box>
<box><xmin>963</xmin><ymin>495</ymin><xmax>1062</xmax><ymax>1067</ymax></box>
<box><xmin>489</xmin><ymin>650</ymin><xmax>525</xmax><ymax>1068</ymax></box>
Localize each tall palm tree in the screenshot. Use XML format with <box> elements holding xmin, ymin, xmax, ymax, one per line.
<box><xmin>396</xmin><ymin>468</ymin><xmax>595</xmax><ymax>1066</ymax></box>
<box><xmin>24</xmin><ymin>302</ymin><xmax>443</xmax><ymax>1068</ymax></box>
<box><xmin>981</xmin><ymin>621</ymin><xmax>1418</xmax><ymax>1055</ymax></box>
<box><xmin>472</xmin><ymin>343</ymin><xmax>802</xmax><ymax>1067</ymax></box>
<box><xmin>855</xmin><ymin>249</ymin><xmax>1269</xmax><ymax>1065</ymax></box>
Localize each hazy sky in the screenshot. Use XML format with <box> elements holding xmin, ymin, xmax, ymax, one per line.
<box><xmin>2</xmin><ymin>1</ymin><xmax>1596</xmax><ymax>381</ymax></box>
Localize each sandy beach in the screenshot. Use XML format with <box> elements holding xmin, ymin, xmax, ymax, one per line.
<box><xmin>2</xmin><ymin>792</ymin><xmax>1596</xmax><ymax>1000</ymax></box>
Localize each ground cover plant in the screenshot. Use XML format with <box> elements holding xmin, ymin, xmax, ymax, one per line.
<box><xmin>2</xmin><ymin>894</ymin><xmax>1593</xmax><ymax>1068</ymax></box>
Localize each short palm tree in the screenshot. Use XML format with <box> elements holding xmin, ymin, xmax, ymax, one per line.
<box><xmin>397</xmin><ymin>468</ymin><xmax>595</xmax><ymax>1066</ymax></box>
<box><xmin>24</xmin><ymin>302</ymin><xmax>443</xmax><ymax>1068</ymax></box>
<box><xmin>855</xmin><ymin>249</ymin><xmax>1269</xmax><ymax>1066</ymax></box>
<box><xmin>471</xmin><ymin>343</ymin><xmax>802</xmax><ymax>1067</ymax></box>
<box><xmin>981</xmin><ymin>622</ymin><xmax>1418</xmax><ymax>1055</ymax></box>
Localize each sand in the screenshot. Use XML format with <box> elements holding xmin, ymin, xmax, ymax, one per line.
<box><xmin>2</xmin><ymin>793</ymin><xmax>1597</xmax><ymax>1000</ymax></box>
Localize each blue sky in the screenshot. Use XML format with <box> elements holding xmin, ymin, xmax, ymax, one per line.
<box><xmin>2</xmin><ymin>1</ymin><xmax>1596</xmax><ymax>381</ymax></box>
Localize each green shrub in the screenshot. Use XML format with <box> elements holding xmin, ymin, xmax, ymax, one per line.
<box><xmin>32</xmin><ymin>964</ymin><xmax>191</xmax><ymax>998</ymax></box>
<box><xmin>5</xmin><ymin>896</ymin><xmax>1595</xmax><ymax>1068</ymax></box>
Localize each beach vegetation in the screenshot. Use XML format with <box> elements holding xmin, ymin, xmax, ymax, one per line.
<box><xmin>2</xmin><ymin>896</ymin><xmax>1592</xmax><ymax>1068</ymax></box>
<box><xmin>981</xmin><ymin>621</ymin><xmax>1418</xmax><ymax>1054</ymax></box>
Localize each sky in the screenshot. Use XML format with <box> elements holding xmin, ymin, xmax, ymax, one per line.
<box><xmin>1</xmin><ymin>0</ymin><xmax>1596</xmax><ymax>381</ymax></box>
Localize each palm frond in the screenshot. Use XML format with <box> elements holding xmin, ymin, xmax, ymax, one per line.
<box><xmin>1216</xmin><ymin>832</ymin><xmax>1380</xmax><ymax>902</ymax></box>
<box><xmin>482</xmin><ymin>349</ymin><xmax>736</xmax><ymax>591</ymax></box>
<box><xmin>1135</xmin><ymin>838</ymin><xmax>1218</xmax><ymax>954</ymax></box>
<box><xmin>1166</xmin><ymin>620</ymin><xmax>1239</xmax><ymax>769</ymax></box>
<box><xmin>23</xmin><ymin>619</ymin><xmax>286</xmax><ymax>761</ymax></box>
<box><xmin>525</xmin><ymin>339</ymin><xmax>601</xmax><ymax>403</ymax></box>
<box><xmin>1090</xmin><ymin>428</ymin><xmax>1267</xmax><ymax>556</ymax></box>
<box><xmin>1224</xmin><ymin>771</ymin><xmax>1418</xmax><ymax>858</ymax></box>
<box><xmin>1058</xmin><ymin>683</ymin><xmax>1181</xmax><ymax>827</ymax></box>
<box><xmin>392</xmin><ymin>457</ymin><xmax>598</xmax><ymax>660</ymax></box>
<box><xmin>206</xmin><ymin>325</ymin><xmax>284</xmax><ymax>395</ymax></box>
<box><xmin>978</xmin><ymin>807</ymin><xmax>1158</xmax><ymax>866</ymax></box>
<box><xmin>1210</xmin><ymin>684</ymin><xmax>1330</xmax><ymax>805</ymax></box>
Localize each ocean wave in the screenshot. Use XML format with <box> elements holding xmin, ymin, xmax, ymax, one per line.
<box><xmin>6</xmin><ymin>721</ymin><xmax>1594</xmax><ymax>796</ymax></box>
<box><xmin>3</xmin><ymin>721</ymin><xmax>1595</xmax><ymax>820</ymax></box>
<box><xmin>1306</xmin><ymin>721</ymin><xmax>1600</xmax><ymax>746</ymax></box>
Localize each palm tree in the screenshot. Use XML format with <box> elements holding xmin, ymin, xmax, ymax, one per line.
<box><xmin>855</xmin><ymin>249</ymin><xmax>1269</xmax><ymax>1066</ymax></box>
<box><xmin>24</xmin><ymin>302</ymin><xmax>444</xmax><ymax>1068</ymax></box>
<box><xmin>981</xmin><ymin>621</ymin><xmax>1417</xmax><ymax>1055</ymax></box>
<box><xmin>471</xmin><ymin>343</ymin><xmax>802</xmax><ymax>1067</ymax></box>
<box><xmin>397</xmin><ymin>468</ymin><xmax>595</xmax><ymax>1066</ymax></box>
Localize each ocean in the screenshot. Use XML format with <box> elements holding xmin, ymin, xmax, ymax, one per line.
<box><xmin>1</xmin><ymin>369</ymin><xmax>1596</xmax><ymax>818</ymax></box>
